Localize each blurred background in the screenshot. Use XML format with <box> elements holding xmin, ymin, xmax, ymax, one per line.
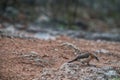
<box><xmin>0</xmin><ymin>0</ymin><xmax>120</xmax><ymax>41</ymax></box>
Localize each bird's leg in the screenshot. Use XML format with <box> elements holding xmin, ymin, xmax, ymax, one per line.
<box><xmin>86</xmin><ymin>62</ymin><xmax>96</xmax><ymax>67</ymax></box>
<box><xmin>86</xmin><ymin>62</ymin><xmax>90</xmax><ymax>66</ymax></box>
<box><xmin>81</xmin><ymin>61</ymin><xmax>85</xmax><ymax>65</ymax></box>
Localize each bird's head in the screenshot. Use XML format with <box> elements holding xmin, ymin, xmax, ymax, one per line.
<box><xmin>95</xmin><ymin>56</ymin><xmax>99</xmax><ymax>62</ymax></box>
<box><xmin>91</xmin><ymin>53</ymin><xmax>99</xmax><ymax>62</ymax></box>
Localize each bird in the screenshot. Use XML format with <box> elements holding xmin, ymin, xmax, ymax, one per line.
<box><xmin>61</xmin><ymin>42</ymin><xmax>99</xmax><ymax>66</ymax></box>
<box><xmin>68</xmin><ymin>52</ymin><xmax>99</xmax><ymax>66</ymax></box>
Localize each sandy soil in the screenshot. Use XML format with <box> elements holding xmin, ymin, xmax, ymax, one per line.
<box><xmin>0</xmin><ymin>36</ymin><xmax>120</xmax><ymax>80</ymax></box>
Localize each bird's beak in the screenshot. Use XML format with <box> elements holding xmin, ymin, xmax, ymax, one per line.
<box><xmin>95</xmin><ymin>57</ymin><xmax>99</xmax><ymax>62</ymax></box>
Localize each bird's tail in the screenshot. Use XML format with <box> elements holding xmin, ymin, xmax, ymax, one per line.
<box><xmin>68</xmin><ymin>58</ymin><xmax>77</xmax><ymax>63</ymax></box>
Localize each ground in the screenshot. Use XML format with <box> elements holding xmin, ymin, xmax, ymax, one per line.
<box><xmin>0</xmin><ymin>36</ymin><xmax>120</xmax><ymax>80</ymax></box>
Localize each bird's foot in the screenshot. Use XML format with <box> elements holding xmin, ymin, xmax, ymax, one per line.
<box><xmin>87</xmin><ymin>64</ymin><xmax>96</xmax><ymax>67</ymax></box>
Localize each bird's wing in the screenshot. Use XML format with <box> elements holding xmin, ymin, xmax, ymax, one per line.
<box><xmin>68</xmin><ymin>53</ymin><xmax>89</xmax><ymax>63</ymax></box>
<box><xmin>77</xmin><ymin>53</ymin><xmax>89</xmax><ymax>59</ymax></box>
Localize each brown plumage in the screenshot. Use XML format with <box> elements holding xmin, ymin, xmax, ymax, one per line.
<box><xmin>68</xmin><ymin>52</ymin><xmax>99</xmax><ymax>66</ymax></box>
<box><xmin>61</xmin><ymin>42</ymin><xmax>99</xmax><ymax>66</ymax></box>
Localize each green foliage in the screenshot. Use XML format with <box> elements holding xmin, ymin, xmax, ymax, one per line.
<box><xmin>111</xmin><ymin>77</ymin><xmax>120</xmax><ymax>80</ymax></box>
<box><xmin>58</xmin><ymin>24</ymin><xmax>67</xmax><ymax>30</ymax></box>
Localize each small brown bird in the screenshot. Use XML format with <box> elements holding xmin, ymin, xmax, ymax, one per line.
<box><xmin>61</xmin><ymin>42</ymin><xmax>99</xmax><ymax>66</ymax></box>
<box><xmin>68</xmin><ymin>52</ymin><xmax>99</xmax><ymax>66</ymax></box>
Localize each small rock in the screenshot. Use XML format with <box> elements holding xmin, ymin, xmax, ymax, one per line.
<box><xmin>30</xmin><ymin>51</ymin><xmax>38</xmax><ymax>55</ymax></box>
<box><xmin>95</xmin><ymin>49</ymin><xmax>109</xmax><ymax>54</ymax></box>
<box><xmin>54</xmin><ymin>48</ymin><xmax>58</xmax><ymax>51</ymax></box>
<box><xmin>36</xmin><ymin>15</ymin><xmax>50</xmax><ymax>23</ymax></box>
<box><xmin>104</xmin><ymin>70</ymin><xmax>118</xmax><ymax>77</ymax></box>
<box><xmin>101</xmin><ymin>66</ymin><xmax>113</xmax><ymax>71</ymax></box>
<box><xmin>15</xmin><ymin>24</ymin><xmax>24</xmax><ymax>29</ymax></box>
<box><xmin>27</xmin><ymin>25</ymin><xmax>41</xmax><ymax>32</ymax></box>
<box><xmin>34</xmin><ymin>32</ymin><xmax>56</xmax><ymax>40</ymax></box>
<box><xmin>5</xmin><ymin>25</ymin><xmax>16</xmax><ymax>33</ymax></box>
<box><xmin>22</xmin><ymin>51</ymin><xmax>38</xmax><ymax>57</ymax></box>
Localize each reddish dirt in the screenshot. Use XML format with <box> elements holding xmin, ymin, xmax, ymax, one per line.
<box><xmin>0</xmin><ymin>36</ymin><xmax>120</xmax><ymax>80</ymax></box>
